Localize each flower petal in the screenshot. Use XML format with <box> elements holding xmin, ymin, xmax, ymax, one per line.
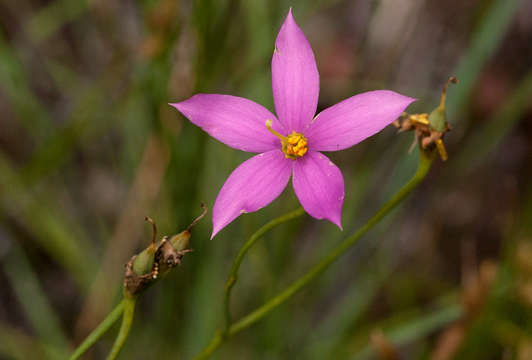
<box><xmin>212</xmin><ymin>150</ymin><xmax>292</xmax><ymax>238</ymax></box>
<box><xmin>292</xmin><ymin>151</ymin><xmax>344</xmax><ymax>228</ymax></box>
<box><xmin>272</xmin><ymin>9</ymin><xmax>319</xmax><ymax>133</ymax></box>
<box><xmin>306</xmin><ymin>90</ymin><xmax>416</xmax><ymax>151</ymax></box>
<box><xmin>170</xmin><ymin>94</ymin><xmax>285</xmax><ymax>153</ymax></box>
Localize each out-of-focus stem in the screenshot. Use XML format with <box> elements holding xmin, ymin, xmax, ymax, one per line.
<box><xmin>223</xmin><ymin>207</ymin><xmax>305</xmax><ymax>333</ymax></box>
<box><xmin>69</xmin><ymin>205</ymin><xmax>206</xmax><ymax>359</ymax></box>
<box><xmin>195</xmin><ymin>150</ymin><xmax>435</xmax><ymax>360</ymax></box>
<box><xmin>69</xmin><ymin>300</ymin><xmax>125</xmax><ymax>360</ymax></box>
<box><xmin>106</xmin><ymin>297</ymin><xmax>137</xmax><ymax>360</ymax></box>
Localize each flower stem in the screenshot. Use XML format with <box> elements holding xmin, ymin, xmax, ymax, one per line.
<box><xmin>68</xmin><ymin>206</ymin><xmax>205</xmax><ymax>359</ymax></box>
<box><xmin>68</xmin><ymin>300</ymin><xmax>125</xmax><ymax>360</ymax></box>
<box><xmin>106</xmin><ymin>296</ymin><xmax>137</xmax><ymax>360</ymax></box>
<box><xmin>195</xmin><ymin>150</ymin><xmax>435</xmax><ymax>359</ymax></box>
<box><xmin>223</xmin><ymin>207</ymin><xmax>305</xmax><ymax>333</ymax></box>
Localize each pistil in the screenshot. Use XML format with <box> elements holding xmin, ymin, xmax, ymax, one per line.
<box><xmin>265</xmin><ymin>120</ymin><xmax>308</xmax><ymax>159</ymax></box>
<box><xmin>265</xmin><ymin>120</ymin><xmax>286</xmax><ymax>141</ymax></box>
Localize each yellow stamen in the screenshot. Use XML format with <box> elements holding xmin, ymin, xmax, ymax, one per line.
<box><xmin>265</xmin><ymin>120</ymin><xmax>308</xmax><ymax>159</ymax></box>
<box><xmin>409</xmin><ymin>113</ymin><xmax>429</xmax><ymax>125</ymax></box>
<box><xmin>283</xmin><ymin>131</ymin><xmax>308</xmax><ymax>159</ymax></box>
<box><xmin>435</xmin><ymin>138</ymin><xmax>448</xmax><ymax>161</ymax></box>
<box><xmin>265</xmin><ymin>120</ymin><xmax>286</xmax><ymax>141</ymax></box>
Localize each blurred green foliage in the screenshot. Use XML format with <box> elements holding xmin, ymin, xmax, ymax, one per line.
<box><xmin>0</xmin><ymin>0</ymin><xmax>531</xmax><ymax>359</ymax></box>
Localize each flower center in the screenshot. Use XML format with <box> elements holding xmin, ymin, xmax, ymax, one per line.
<box><xmin>265</xmin><ymin>120</ymin><xmax>308</xmax><ymax>159</ymax></box>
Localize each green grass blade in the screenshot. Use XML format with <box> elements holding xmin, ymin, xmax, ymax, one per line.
<box><xmin>2</xmin><ymin>239</ymin><xmax>70</xmax><ymax>359</ymax></box>
<box><xmin>448</xmin><ymin>0</ymin><xmax>521</xmax><ymax>119</ymax></box>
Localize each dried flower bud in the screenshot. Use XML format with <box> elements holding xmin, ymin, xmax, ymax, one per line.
<box><xmin>428</xmin><ymin>77</ymin><xmax>457</xmax><ymax>132</ymax></box>
<box><xmin>394</xmin><ymin>77</ymin><xmax>457</xmax><ymax>161</ymax></box>
<box><xmin>131</xmin><ymin>216</ymin><xmax>158</xmax><ymax>276</ymax></box>
<box><xmin>123</xmin><ymin>204</ymin><xmax>207</xmax><ymax>297</ymax></box>
<box><xmin>132</xmin><ymin>244</ymin><xmax>156</xmax><ymax>276</ymax></box>
<box><xmin>169</xmin><ymin>230</ymin><xmax>191</xmax><ymax>252</ymax></box>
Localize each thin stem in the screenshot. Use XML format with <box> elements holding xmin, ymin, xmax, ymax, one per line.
<box><xmin>194</xmin><ymin>150</ymin><xmax>434</xmax><ymax>360</ymax></box>
<box><xmin>106</xmin><ymin>297</ymin><xmax>137</xmax><ymax>360</ymax></box>
<box><xmin>195</xmin><ymin>332</ymin><xmax>224</xmax><ymax>360</ymax></box>
<box><xmin>69</xmin><ymin>205</ymin><xmax>206</xmax><ymax>358</ymax></box>
<box><xmin>231</xmin><ymin>152</ymin><xmax>433</xmax><ymax>334</ymax></box>
<box><xmin>223</xmin><ymin>207</ymin><xmax>305</xmax><ymax>333</ymax></box>
<box><xmin>69</xmin><ymin>300</ymin><xmax>125</xmax><ymax>360</ymax></box>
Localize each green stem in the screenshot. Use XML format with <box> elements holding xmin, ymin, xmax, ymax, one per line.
<box><xmin>194</xmin><ymin>150</ymin><xmax>434</xmax><ymax>360</ymax></box>
<box><xmin>106</xmin><ymin>297</ymin><xmax>137</xmax><ymax>360</ymax></box>
<box><xmin>69</xmin><ymin>300</ymin><xmax>125</xmax><ymax>360</ymax></box>
<box><xmin>223</xmin><ymin>207</ymin><xmax>305</xmax><ymax>333</ymax></box>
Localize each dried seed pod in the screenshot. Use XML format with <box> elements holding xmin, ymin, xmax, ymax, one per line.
<box><xmin>123</xmin><ymin>204</ymin><xmax>207</xmax><ymax>297</ymax></box>
<box><xmin>394</xmin><ymin>77</ymin><xmax>457</xmax><ymax>161</ymax></box>
<box><xmin>428</xmin><ymin>77</ymin><xmax>457</xmax><ymax>132</ymax></box>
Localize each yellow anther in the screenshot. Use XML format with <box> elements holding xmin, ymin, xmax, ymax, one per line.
<box><xmin>265</xmin><ymin>121</ymin><xmax>308</xmax><ymax>160</ymax></box>
<box><xmin>435</xmin><ymin>138</ymin><xmax>448</xmax><ymax>161</ymax></box>
<box><xmin>287</xmin><ymin>132</ymin><xmax>302</xmax><ymax>145</ymax></box>
<box><xmin>283</xmin><ymin>132</ymin><xmax>308</xmax><ymax>159</ymax></box>
<box><xmin>409</xmin><ymin>113</ymin><xmax>429</xmax><ymax>125</ymax></box>
<box><xmin>296</xmin><ymin>147</ymin><xmax>308</xmax><ymax>157</ymax></box>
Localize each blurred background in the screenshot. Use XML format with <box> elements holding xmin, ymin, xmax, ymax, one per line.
<box><xmin>1</xmin><ymin>0</ymin><xmax>531</xmax><ymax>359</ymax></box>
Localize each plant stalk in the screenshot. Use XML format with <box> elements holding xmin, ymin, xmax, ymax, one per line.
<box><xmin>223</xmin><ymin>207</ymin><xmax>305</xmax><ymax>333</ymax></box>
<box><xmin>106</xmin><ymin>296</ymin><xmax>137</xmax><ymax>360</ymax></box>
<box><xmin>194</xmin><ymin>150</ymin><xmax>434</xmax><ymax>359</ymax></box>
<box><xmin>69</xmin><ymin>300</ymin><xmax>125</xmax><ymax>360</ymax></box>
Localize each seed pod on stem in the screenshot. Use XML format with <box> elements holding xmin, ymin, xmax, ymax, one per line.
<box><xmin>124</xmin><ymin>204</ymin><xmax>207</xmax><ymax>297</ymax></box>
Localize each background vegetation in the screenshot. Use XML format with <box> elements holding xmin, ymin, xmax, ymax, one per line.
<box><xmin>0</xmin><ymin>0</ymin><xmax>531</xmax><ymax>358</ymax></box>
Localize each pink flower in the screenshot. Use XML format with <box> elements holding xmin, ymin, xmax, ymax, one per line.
<box><xmin>171</xmin><ymin>9</ymin><xmax>415</xmax><ymax>239</ymax></box>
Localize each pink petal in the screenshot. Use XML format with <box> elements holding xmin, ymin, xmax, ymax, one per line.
<box><xmin>272</xmin><ymin>9</ymin><xmax>319</xmax><ymax>133</ymax></box>
<box><xmin>212</xmin><ymin>150</ymin><xmax>292</xmax><ymax>238</ymax></box>
<box><xmin>292</xmin><ymin>151</ymin><xmax>344</xmax><ymax>228</ymax></box>
<box><xmin>306</xmin><ymin>90</ymin><xmax>416</xmax><ymax>151</ymax></box>
<box><xmin>170</xmin><ymin>94</ymin><xmax>285</xmax><ymax>153</ymax></box>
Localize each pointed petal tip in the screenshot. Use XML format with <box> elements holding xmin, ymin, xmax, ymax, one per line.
<box><xmin>382</xmin><ymin>90</ymin><xmax>417</xmax><ymax>105</ymax></box>
<box><xmin>170</xmin><ymin>94</ymin><xmax>282</xmax><ymax>152</ymax></box>
<box><xmin>211</xmin><ymin>150</ymin><xmax>292</xmax><ymax>238</ymax></box>
<box><xmin>405</xmin><ymin>95</ymin><xmax>418</xmax><ymax>105</ymax></box>
<box><xmin>333</xmin><ymin>218</ymin><xmax>343</xmax><ymax>231</ymax></box>
<box><xmin>282</xmin><ymin>7</ymin><xmax>299</xmax><ymax>34</ymax></box>
<box><xmin>279</xmin><ymin>8</ymin><xmax>298</xmax><ymax>38</ymax></box>
<box><xmin>292</xmin><ymin>152</ymin><xmax>345</xmax><ymax>230</ymax></box>
<box><xmin>273</xmin><ymin>6</ymin><xmax>319</xmax><ymax>132</ymax></box>
<box><xmin>306</xmin><ymin>90</ymin><xmax>418</xmax><ymax>152</ymax></box>
<box><xmin>302</xmin><ymin>208</ymin><xmax>344</xmax><ymax>230</ymax></box>
<box><xmin>169</xmin><ymin>102</ymin><xmax>184</xmax><ymax>112</ymax></box>
<box><xmin>287</xmin><ymin>7</ymin><xmax>293</xmax><ymax>17</ymax></box>
<box><xmin>211</xmin><ymin>217</ymin><xmax>224</xmax><ymax>239</ymax></box>
<box><xmin>210</xmin><ymin>218</ymin><xmax>222</xmax><ymax>240</ymax></box>
<box><xmin>395</xmin><ymin>93</ymin><xmax>417</xmax><ymax>108</ymax></box>
<box><xmin>312</xmin><ymin>211</ymin><xmax>343</xmax><ymax>231</ymax></box>
<box><xmin>325</xmin><ymin>209</ymin><xmax>343</xmax><ymax>230</ymax></box>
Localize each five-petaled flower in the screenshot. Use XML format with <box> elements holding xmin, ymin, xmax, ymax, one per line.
<box><xmin>171</xmin><ymin>9</ymin><xmax>415</xmax><ymax>239</ymax></box>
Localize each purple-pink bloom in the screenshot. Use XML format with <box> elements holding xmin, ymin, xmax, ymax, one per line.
<box><xmin>171</xmin><ymin>9</ymin><xmax>415</xmax><ymax>239</ymax></box>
